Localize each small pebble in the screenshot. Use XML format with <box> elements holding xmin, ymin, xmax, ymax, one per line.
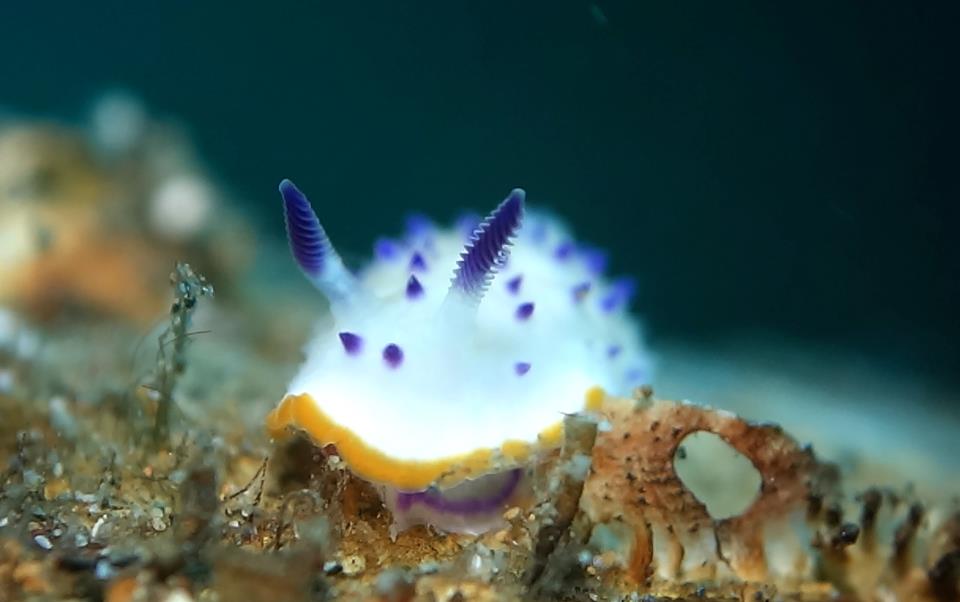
<box><xmin>502</xmin><ymin>507</ymin><xmax>520</xmax><ymax>521</ymax></box>
<box><xmin>91</xmin><ymin>516</ymin><xmax>110</xmax><ymax>541</ymax></box>
<box><xmin>94</xmin><ymin>559</ymin><xmax>113</xmax><ymax>580</ymax></box>
<box><xmin>323</xmin><ymin>560</ymin><xmax>343</xmax><ymax>575</ymax></box>
<box><xmin>151</xmin><ymin>517</ymin><xmax>168</xmax><ymax>532</ymax></box>
<box><xmin>0</xmin><ymin>517</ymin><xmax>8</xmax><ymax>528</ymax></box>
<box><xmin>341</xmin><ymin>554</ymin><xmax>366</xmax><ymax>576</ymax></box>
<box><xmin>49</xmin><ymin>396</ymin><xmax>79</xmax><ymax>439</ymax></box>
<box><xmin>33</xmin><ymin>534</ymin><xmax>53</xmax><ymax>550</ymax></box>
<box><xmin>23</xmin><ymin>470</ymin><xmax>42</xmax><ymax>488</ymax></box>
<box><xmin>162</xmin><ymin>588</ymin><xmax>194</xmax><ymax>602</ymax></box>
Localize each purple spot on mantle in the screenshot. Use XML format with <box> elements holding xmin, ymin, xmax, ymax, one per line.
<box><xmin>515</xmin><ymin>302</ymin><xmax>535</xmax><ymax>321</ymax></box>
<box><xmin>514</xmin><ymin>362</ymin><xmax>531</xmax><ymax>376</ymax></box>
<box><xmin>554</xmin><ymin>241</ymin><xmax>575</xmax><ymax>261</ymax></box>
<box><xmin>572</xmin><ymin>281</ymin><xmax>591</xmax><ymax>302</ymax></box>
<box><xmin>409</xmin><ymin>252</ymin><xmax>428</xmax><ymax>272</ymax></box>
<box><xmin>581</xmin><ymin>247</ymin><xmax>608</xmax><ymax>275</ymax></box>
<box><xmin>506</xmin><ymin>274</ymin><xmax>523</xmax><ymax>295</ymax></box>
<box><xmin>600</xmin><ymin>276</ymin><xmax>637</xmax><ymax>312</ymax></box>
<box><xmin>338</xmin><ymin>332</ymin><xmax>363</xmax><ymax>355</ymax></box>
<box><xmin>383</xmin><ymin>344</ymin><xmax>404</xmax><ymax>368</ymax></box>
<box><xmin>607</xmin><ymin>344</ymin><xmax>622</xmax><ymax>359</ymax></box>
<box><xmin>406</xmin><ymin>275</ymin><xmax>424</xmax><ymax>299</ymax></box>
<box><xmin>405</xmin><ymin>213</ymin><xmax>433</xmax><ymax>238</ymax></box>
<box><xmin>374</xmin><ymin>238</ymin><xmax>401</xmax><ymax>261</ymax></box>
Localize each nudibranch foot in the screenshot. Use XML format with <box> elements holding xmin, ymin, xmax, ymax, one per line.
<box><xmin>269</xmin><ymin>176</ymin><xmax>651</xmax><ymax>534</ymax></box>
<box><xmin>384</xmin><ymin>469</ymin><xmax>528</xmax><ymax>535</ymax></box>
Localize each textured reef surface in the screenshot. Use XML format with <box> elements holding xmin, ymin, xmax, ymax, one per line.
<box><xmin>1</xmin><ymin>99</ymin><xmax>959</xmax><ymax>601</ymax></box>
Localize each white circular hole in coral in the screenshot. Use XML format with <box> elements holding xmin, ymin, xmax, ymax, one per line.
<box><xmin>673</xmin><ymin>430</ymin><xmax>761</xmax><ymax>520</ymax></box>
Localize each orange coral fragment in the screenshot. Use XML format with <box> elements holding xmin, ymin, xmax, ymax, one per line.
<box><xmin>582</xmin><ymin>395</ymin><xmax>819</xmax><ymax>584</ymax></box>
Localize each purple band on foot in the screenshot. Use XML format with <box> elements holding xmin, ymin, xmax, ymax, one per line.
<box><xmin>395</xmin><ymin>469</ymin><xmax>523</xmax><ymax>514</ymax></box>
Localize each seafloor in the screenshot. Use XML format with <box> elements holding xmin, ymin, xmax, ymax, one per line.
<box><xmin>1</xmin><ymin>100</ymin><xmax>958</xmax><ymax>601</ymax></box>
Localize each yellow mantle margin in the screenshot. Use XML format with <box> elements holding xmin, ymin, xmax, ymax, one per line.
<box><xmin>265</xmin><ymin>386</ymin><xmax>607</xmax><ymax>491</ymax></box>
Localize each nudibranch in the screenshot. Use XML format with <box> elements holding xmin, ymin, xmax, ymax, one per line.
<box><xmin>266</xmin><ymin>179</ymin><xmax>650</xmax><ymax>533</ymax></box>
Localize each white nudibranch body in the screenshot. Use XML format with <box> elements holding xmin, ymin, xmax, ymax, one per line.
<box><xmin>266</xmin><ymin>180</ymin><xmax>650</xmax><ymax>533</ymax></box>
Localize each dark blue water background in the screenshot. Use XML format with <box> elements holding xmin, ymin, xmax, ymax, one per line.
<box><xmin>1</xmin><ymin>2</ymin><xmax>956</xmax><ymax>385</ymax></box>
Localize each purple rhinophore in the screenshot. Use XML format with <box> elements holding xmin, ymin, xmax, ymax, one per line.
<box><xmin>506</xmin><ymin>274</ymin><xmax>523</xmax><ymax>295</ymax></box>
<box><xmin>394</xmin><ymin>469</ymin><xmax>522</xmax><ymax>513</ymax></box>
<box><xmin>572</xmin><ymin>281</ymin><xmax>591</xmax><ymax>302</ymax></box>
<box><xmin>515</xmin><ymin>302</ymin><xmax>535</xmax><ymax>321</ymax></box>
<box><xmin>338</xmin><ymin>332</ymin><xmax>363</xmax><ymax>355</ymax></box>
<box><xmin>449</xmin><ymin>189</ymin><xmax>525</xmax><ymax>301</ymax></box>
<box><xmin>600</xmin><ymin>276</ymin><xmax>637</xmax><ymax>312</ymax></box>
<box><xmin>581</xmin><ymin>247</ymin><xmax>608</xmax><ymax>275</ymax></box>
<box><xmin>409</xmin><ymin>252</ymin><xmax>428</xmax><ymax>272</ymax></box>
<box><xmin>514</xmin><ymin>362</ymin><xmax>531</xmax><ymax>376</ymax></box>
<box><xmin>454</xmin><ymin>211</ymin><xmax>482</xmax><ymax>239</ymax></box>
<box><xmin>279</xmin><ymin>179</ymin><xmax>333</xmax><ymax>278</ymax></box>
<box><xmin>374</xmin><ymin>238</ymin><xmax>401</xmax><ymax>261</ymax></box>
<box><xmin>406</xmin><ymin>274</ymin><xmax>424</xmax><ymax>299</ymax></box>
<box><xmin>606</xmin><ymin>344</ymin><xmax>622</xmax><ymax>359</ymax></box>
<box><xmin>553</xmin><ymin>241</ymin><xmax>575</xmax><ymax>261</ymax></box>
<box><xmin>383</xmin><ymin>343</ymin><xmax>404</xmax><ymax>368</ymax></box>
